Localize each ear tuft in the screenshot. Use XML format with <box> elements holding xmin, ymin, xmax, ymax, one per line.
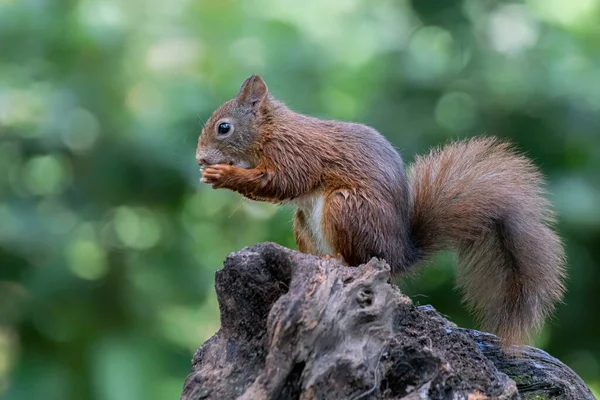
<box><xmin>237</xmin><ymin>75</ymin><xmax>268</xmax><ymax>107</ymax></box>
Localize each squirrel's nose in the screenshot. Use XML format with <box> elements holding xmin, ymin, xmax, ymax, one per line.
<box><xmin>196</xmin><ymin>151</ymin><xmax>209</xmax><ymax>165</ymax></box>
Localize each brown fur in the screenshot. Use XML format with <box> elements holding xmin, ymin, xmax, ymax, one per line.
<box><xmin>197</xmin><ymin>75</ymin><xmax>566</xmax><ymax>345</ymax></box>
<box><xmin>409</xmin><ymin>138</ymin><xmax>566</xmax><ymax>344</ymax></box>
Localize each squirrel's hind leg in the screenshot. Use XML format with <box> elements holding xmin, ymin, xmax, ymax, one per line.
<box><xmin>294</xmin><ymin>205</ymin><xmax>349</xmax><ymax>265</ymax></box>
<box><xmin>293</xmin><ymin>209</ymin><xmax>318</xmax><ymax>255</ymax></box>
<box><xmin>321</xmin><ymin>253</ymin><xmax>349</xmax><ymax>266</ymax></box>
<box><xmin>320</xmin><ymin>189</ymin><xmax>398</xmax><ymax>268</ymax></box>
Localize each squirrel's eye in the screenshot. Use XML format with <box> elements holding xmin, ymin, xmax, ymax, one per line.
<box><xmin>217</xmin><ymin>122</ymin><xmax>231</xmax><ymax>135</ymax></box>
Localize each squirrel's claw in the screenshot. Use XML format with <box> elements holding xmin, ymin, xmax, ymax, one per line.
<box><xmin>321</xmin><ymin>253</ymin><xmax>348</xmax><ymax>266</ymax></box>
<box><xmin>201</xmin><ymin>164</ymin><xmax>234</xmax><ymax>187</ymax></box>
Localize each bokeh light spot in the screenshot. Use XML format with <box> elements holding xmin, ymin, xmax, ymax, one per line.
<box><xmin>61</xmin><ymin>108</ymin><xmax>100</xmax><ymax>153</ymax></box>
<box><xmin>526</xmin><ymin>0</ymin><xmax>598</xmax><ymax>25</ymax></box>
<box><xmin>488</xmin><ymin>5</ymin><xmax>539</xmax><ymax>55</ymax></box>
<box><xmin>66</xmin><ymin>240</ymin><xmax>108</xmax><ymax>280</ymax></box>
<box><xmin>78</xmin><ymin>0</ymin><xmax>125</xmax><ymax>28</ymax></box>
<box><xmin>22</xmin><ymin>154</ymin><xmax>71</xmax><ymax>196</ymax></box>
<box><xmin>146</xmin><ymin>38</ymin><xmax>201</xmax><ymax>73</ymax></box>
<box><xmin>406</xmin><ymin>26</ymin><xmax>455</xmax><ymax>82</ymax></box>
<box><xmin>113</xmin><ymin>207</ymin><xmax>162</xmax><ymax>250</ymax></box>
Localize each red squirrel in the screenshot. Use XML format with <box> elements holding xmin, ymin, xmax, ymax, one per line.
<box><xmin>196</xmin><ymin>75</ymin><xmax>566</xmax><ymax>345</ymax></box>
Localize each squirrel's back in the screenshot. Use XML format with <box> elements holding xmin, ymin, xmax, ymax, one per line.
<box><xmin>275</xmin><ymin>110</ymin><xmax>408</xmax><ymax>194</ymax></box>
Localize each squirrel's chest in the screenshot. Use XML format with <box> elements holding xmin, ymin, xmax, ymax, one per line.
<box><xmin>294</xmin><ymin>193</ymin><xmax>334</xmax><ymax>256</ymax></box>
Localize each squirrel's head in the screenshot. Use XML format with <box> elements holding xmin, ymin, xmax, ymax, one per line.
<box><xmin>196</xmin><ymin>75</ymin><xmax>270</xmax><ymax>168</ymax></box>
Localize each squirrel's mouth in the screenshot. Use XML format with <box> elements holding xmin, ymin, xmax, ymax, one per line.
<box><xmin>198</xmin><ymin>159</ymin><xmax>251</xmax><ymax>170</ymax></box>
<box><xmin>196</xmin><ymin>146</ymin><xmax>253</xmax><ymax>169</ymax></box>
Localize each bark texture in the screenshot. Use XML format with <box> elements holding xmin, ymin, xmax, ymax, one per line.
<box><xmin>181</xmin><ymin>242</ymin><xmax>593</xmax><ymax>400</ymax></box>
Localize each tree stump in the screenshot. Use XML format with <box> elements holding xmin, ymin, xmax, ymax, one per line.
<box><xmin>180</xmin><ymin>243</ymin><xmax>593</xmax><ymax>400</ymax></box>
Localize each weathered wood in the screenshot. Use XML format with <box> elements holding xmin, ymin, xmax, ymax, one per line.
<box><xmin>181</xmin><ymin>242</ymin><xmax>593</xmax><ymax>400</ymax></box>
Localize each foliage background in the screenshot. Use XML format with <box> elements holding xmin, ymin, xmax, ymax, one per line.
<box><xmin>1</xmin><ymin>0</ymin><xmax>599</xmax><ymax>398</ymax></box>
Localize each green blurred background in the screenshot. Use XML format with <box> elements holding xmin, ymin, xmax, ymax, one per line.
<box><xmin>1</xmin><ymin>0</ymin><xmax>599</xmax><ymax>398</ymax></box>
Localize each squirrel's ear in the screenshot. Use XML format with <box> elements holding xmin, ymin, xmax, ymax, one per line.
<box><xmin>237</xmin><ymin>75</ymin><xmax>268</xmax><ymax>108</ymax></box>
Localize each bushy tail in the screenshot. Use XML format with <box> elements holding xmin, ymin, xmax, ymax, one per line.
<box><xmin>408</xmin><ymin>137</ymin><xmax>566</xmax><ymax>344</ymax></box>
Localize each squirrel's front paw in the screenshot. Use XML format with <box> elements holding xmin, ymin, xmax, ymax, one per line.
<box><xmin>201</xmin><ymin>164</ymin><xmax>234</xmax><ymax>188</ymax></box>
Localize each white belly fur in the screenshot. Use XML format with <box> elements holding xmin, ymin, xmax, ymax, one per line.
<box><xmin>294</xmin><ymin>193</ymin><xmax>334</xmax><ymax>256</ymax></box>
